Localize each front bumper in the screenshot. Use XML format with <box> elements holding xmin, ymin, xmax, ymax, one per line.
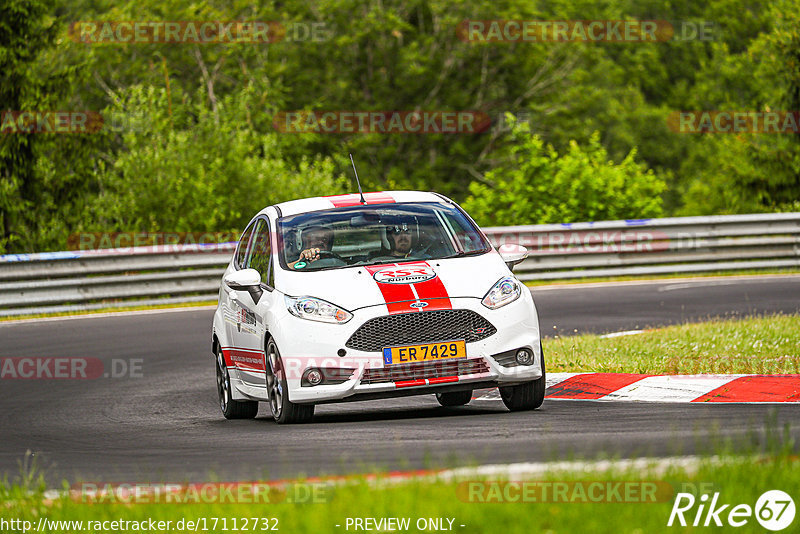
<box><xmin>231</xmin><ymin>291</ymin><xmax>542</xmax><ymax>404</ymax></box>
<box><xmin>264</xmin><ymin>291</ymin><xmax>542</xmax><ymax>404</ymax></box>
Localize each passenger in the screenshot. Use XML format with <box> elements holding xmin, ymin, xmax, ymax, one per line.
<box><xmin>386</xmin><ymin>221</ymin><xmax>414</xmax><ymax>258</ymax></box>
<box><xmin>369</xmin><ymin>215</ymin><xmax>425</xmax><ymax>260</ymax></box>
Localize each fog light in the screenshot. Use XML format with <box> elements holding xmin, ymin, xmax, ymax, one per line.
<box><xmin>306</xmin><ymin>369</ymin><xmax>323</xmax><ymax>386</ymax></box>
<box><xmin>516</xmin><ymin>348</ymin><xmax>533</xmax><ymax>365</ymax></box>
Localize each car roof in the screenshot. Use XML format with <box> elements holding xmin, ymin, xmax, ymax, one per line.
<box><xmin>265</xmin><ymin>191</ymin><xmax>448</xmax><ymax>217</ymax></box>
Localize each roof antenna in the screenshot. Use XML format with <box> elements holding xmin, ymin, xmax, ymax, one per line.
<box><xmin>349</xmin><ymin>153</ymin><xmax>366</xmax><ymax>204</ymax></box>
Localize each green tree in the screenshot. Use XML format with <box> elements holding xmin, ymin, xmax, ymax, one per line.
<box><xmin>88</xmin><ymin>84</ymin><xmax>347</xmax><ymax>233</ymax></box>
<box><xmin>677</xmin><ymin>0</ymin><xmax>800</xmax><ymax>214</ymax></box>
<box><xmin>739</xmin><ymin>0</ymin><xmax>800</xmax><ymax>210</ymax></box>
<box><xmin>1</xmin><ymin>0</ymin><xmax>62</xmax><ymax>251</ymax></box>
<box><xmin>463</xmin><ymin>118</ymin><xmax>664</xmax><ymax>226</ymax></box>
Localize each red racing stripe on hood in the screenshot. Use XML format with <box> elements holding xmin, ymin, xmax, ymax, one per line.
<box><xmin>366</xmin><ymin>261</ymin><xmax>452</xmax><ymax>314</ymax></box>
<box><xmin>410</xmin><ymin>268</ymin><xmax>452</xmax><ymax>311</ymax></box>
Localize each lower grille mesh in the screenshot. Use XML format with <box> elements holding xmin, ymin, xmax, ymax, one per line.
<box><xmin>361</xmin><ymin>358</ymin><xmax>490</xmax><ymax>385</ymax></box>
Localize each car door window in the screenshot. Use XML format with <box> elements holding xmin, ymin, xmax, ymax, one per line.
<box><xmin>245</xmin><ymin>218</ymin><xmax>272</xmax><ymax>286</ymax></box>
<box><xmin>234</xmin><ymin>221</ymin><xmax>257</xmax><ymax>269</ymax></box>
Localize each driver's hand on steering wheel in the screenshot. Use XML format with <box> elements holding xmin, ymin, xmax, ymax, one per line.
<box><xmin>299</xmin><ymin>248</ymin><xmax>322</xmax><ymax>262</ymax></box>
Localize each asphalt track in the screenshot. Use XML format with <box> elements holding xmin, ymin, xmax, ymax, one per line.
<box><xmin>1</xmin><ymin>275</ymin><xmax>798</xmax><ymax>484</ymax></box>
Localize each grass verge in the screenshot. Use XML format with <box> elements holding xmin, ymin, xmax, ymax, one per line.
<box><xmin>2</xmin><ymin>443</ymin><xmax>797</xmax><ymax>534</ymax></box>
<box><xmin>545</xmin><ymin>314</ymin><xmax>800</xmax><ymax>374</ymax></box>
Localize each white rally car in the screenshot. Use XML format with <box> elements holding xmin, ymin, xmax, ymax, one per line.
<box><xmin>212</xmin><ymin>191</ymin><xmax>544</xmax><ymax>423</ymax></box>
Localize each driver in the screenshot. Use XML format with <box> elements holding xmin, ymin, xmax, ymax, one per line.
<box><xmin>289</xmin><ymin>225</ymin><xmax>334</xmax><ymax>269</ymax></box>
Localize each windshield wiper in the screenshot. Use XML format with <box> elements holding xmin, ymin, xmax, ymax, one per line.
<box><xmin>437</xmin><ymin>249</ymin><xmax>487</xmax><ymax>260</ymax></box>
<box><xmin>357</xmin><ymin>258</ymin><xmax>401</xmax><ymax>266</ymax></box>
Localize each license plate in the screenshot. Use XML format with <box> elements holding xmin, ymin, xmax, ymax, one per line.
<box><xmin>382</xmin><ymin>340</ymin><xmax>466</xmax><ymax>365</ymax></box>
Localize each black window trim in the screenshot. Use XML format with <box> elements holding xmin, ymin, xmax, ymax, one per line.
<box><xmin>233</xmin><ymin>217</ymin><xmax>259</xmax><ymax>270</ymax></box>
<box><xmin>240</xmin><ymin>215</ymin><xmax>275</xmax><ymax>292</ymax></box>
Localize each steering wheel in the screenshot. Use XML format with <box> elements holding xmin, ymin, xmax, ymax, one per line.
<box><xmin>307</xmin><ymin>250</ymin><xmax>346</xmax><ymax>268</ymax></box>
<box><xmin>315</xmin><ymin>250</ymin><xmax>342</xmax><ymax>260</ymax></box>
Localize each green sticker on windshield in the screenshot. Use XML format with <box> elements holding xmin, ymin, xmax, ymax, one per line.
<box><xmin>295</xmin><ymin>261</ymin><xmax>307</xmax><ymax>269</ymax></box>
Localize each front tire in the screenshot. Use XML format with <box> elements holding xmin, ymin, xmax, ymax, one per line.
<box><xmin>436</xmin><ymin>390</ymin><xmax>473</xmax><ymax>407</ymax></box>
<box><xmin>500</xmin><ymin>344</ymin><xmax>546</xmax><ymax>412</ymax></box>
<box><xmin>265</xmin><ymin>339</ymin><xmax>315</xmax><ymax>424</ymax></box>
<box><xmin>216</xmin><ymin>347</ymin><xmax>258</xmax><ymax>419</ymax></box>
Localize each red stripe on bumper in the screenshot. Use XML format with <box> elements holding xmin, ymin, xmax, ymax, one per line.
<box><xmin>693</xmin><ymin>375</ymin><xmax>800</xmax><ymax>402</ymax></box>
<box><xmin>546</xmin><ymin>373</ymin><xmax>652</xmax><ymax>399</ymax></box>
<box><xmin>427</xmin><ymin>376</ymin><xmax>459</xmax><ymax>385</ymax></box>
<box><xmin>395</xmin><ymin>379</ymin><xmax>427</xmax><ymax>388</ymax></box>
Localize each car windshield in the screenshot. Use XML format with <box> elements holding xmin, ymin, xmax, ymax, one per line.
<box><xmin>277</xmin><ymin>202</ymin><xmax>491</xmax><ymax>272</ymax></box>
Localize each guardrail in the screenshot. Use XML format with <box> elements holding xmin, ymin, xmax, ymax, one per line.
<box><xmin>483</xmin><ymin>212</ymin><xmax>800</xmax><ymax>281</ymax></box>
<box><xmin>1</xmin><ymin>213</ymin><xmax>798</xmax><ymax>316</ymax></box>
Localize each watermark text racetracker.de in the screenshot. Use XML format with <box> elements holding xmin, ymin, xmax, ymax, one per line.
<box><xmin>488</xmin><ymin>228</ymin><xmax>708</xmax><ymax>255</ymax></box>
<box><xmin>0</xmin><ymin>357</ymin><xmax>143</xmax><ymax>380</ymax></box>
<box><xmin>273</xmin><ymin>111</ymin><xmax>492</xmax><ymax>134</ymax></box>
<box><xmin>68</xmin><ymin>232</ymin><xmax>239</xmax><ymax>252</ymax></box>
<box><xmin>68</xmin><ymin>21</ymin><xmax>333</xmax><ymax>43</ymax></box>
<box><xmin>458</xmin><ymin>480</ymin><xmax>674</xmax><ymax>503</ymax></box>
<box><xmin>457</xmin><ymin>19</ymin><xmax>716</xmax><ymax>42</ymax></box>
<box><xmin>73</xmin><ymin>481</ymin><xmax>332</xmax><ymax>504</ymax></box>
<box><xmin>0</xmin><ymin>111</ymin><xmax>103</xmax><ymax>134</ymax></box>
<box><xmin>668</xmin><ymin>111</ymin><xmax>800</xmax><ymax>134</ymax></box>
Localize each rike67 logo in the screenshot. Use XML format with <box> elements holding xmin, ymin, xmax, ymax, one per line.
<box><xmin>668</xmin><ymin>490</ymin><xmax>795</xmax><ymax>531</ymax></box>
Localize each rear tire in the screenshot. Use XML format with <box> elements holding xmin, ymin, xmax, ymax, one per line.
<box><xmin>436</xmin><ymin>390</ymin><xmax>473</xmax><ymax>407</ymax></box>
<box><xmin>216</xmin><ymin>347</ymin><xmax>259</xmax><ymax>419</ymax></box>
<box><xmin>266</xmin><ymin>339</ymin><xmax>315</xmax><ymax>424</ymax></box>
<box><xmin>500</xmin><ymin>344</ymin><xmax>546</xmax><ymax>412</ymax></box>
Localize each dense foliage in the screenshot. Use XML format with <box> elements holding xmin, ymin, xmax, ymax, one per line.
<box><xmin>463</xmin><ymin>118</ymin><xmax>664</xmax><ymax>225</ymax></box>
<box><xmin>1</xmin><ymin>0</ymin><xmax>799</xmax><ymax>252</ymax></box>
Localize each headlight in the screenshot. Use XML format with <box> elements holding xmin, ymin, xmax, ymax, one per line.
<box><xmin>481</xmin><ymin>276</ymin><xmax>522</xmax><ymax>309</ymax></box>
<box><xmin>285</xmin><ymin>295</ymin><xmax>353</xmax><ymax>324</ymax></box>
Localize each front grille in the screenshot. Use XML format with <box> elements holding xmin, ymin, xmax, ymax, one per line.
<box><xmin>361</xmin><ymin>358</ymin><xmax>490</xmax><ymax>385</ymax></box>
<box><xmin>345</xmin><ymin>309</ymin><xmax>497</xmax><ymax>352</ymax></box>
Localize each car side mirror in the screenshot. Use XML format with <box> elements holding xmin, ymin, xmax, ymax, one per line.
<box><xmin>498</xmin><ymin>244</ymin><xmax>528</xmax><ymax>270</ymax></box>
<box><xmin>224</xmin><ymin>268</ymin><xmax>263</xmax><ymax>304</ymax></box>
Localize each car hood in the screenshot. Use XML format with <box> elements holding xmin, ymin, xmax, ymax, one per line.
<box><xmin>276</xmin><ymin>251</ymin><xmax>511</xmax><ymax>311</ymax></box>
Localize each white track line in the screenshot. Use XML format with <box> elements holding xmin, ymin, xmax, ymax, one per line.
<box><xmin>599</xmin><ymin>375</ymin><xmax>745</xmax><ymax>403</ymax></box>
<box><xmin>600</xmin><ymin>330</ymin><xmax>645</xmax><ymax>338</ymax></box>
